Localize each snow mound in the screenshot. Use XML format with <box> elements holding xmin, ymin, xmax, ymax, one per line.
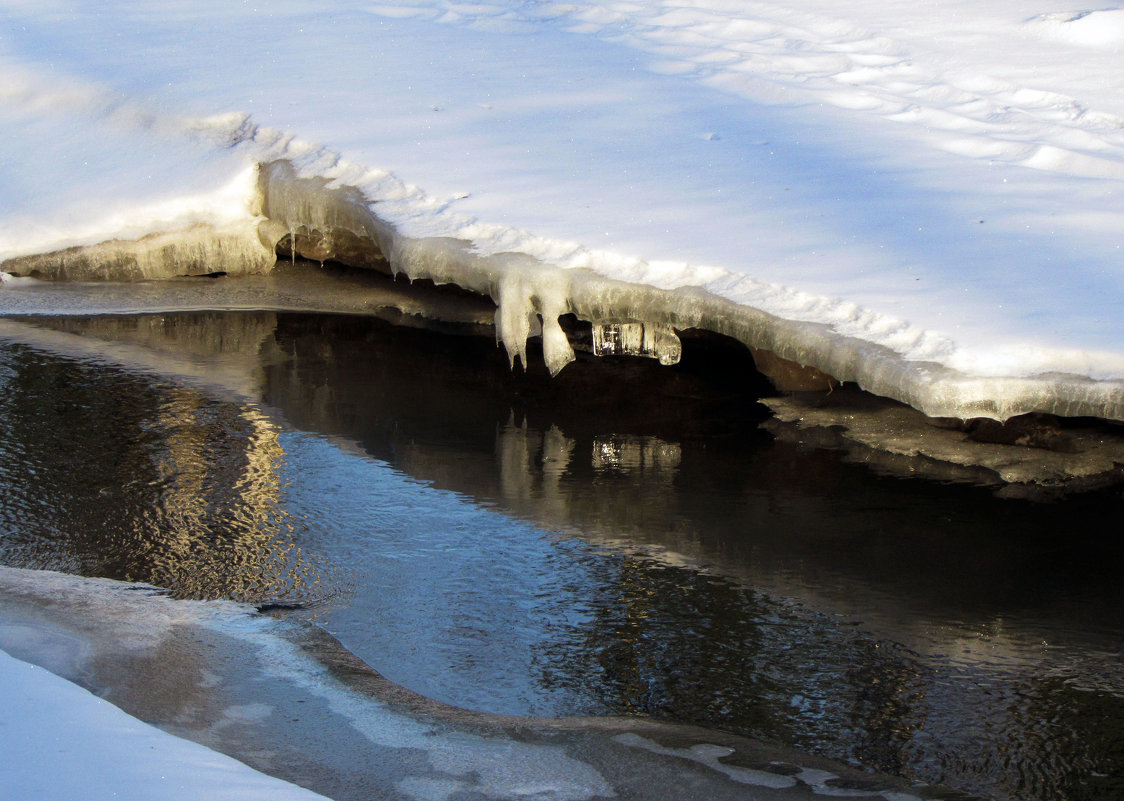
<box><xmin>1026</xmin><ymin>9</ymin><xmax>1124</xmax><ymax>48</ymax></box>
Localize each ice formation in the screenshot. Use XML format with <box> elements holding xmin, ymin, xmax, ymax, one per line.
<box><xmin>3</xmin><ymin>1</ymin><xmax>1124</xmax><ymax>421</ymax></box>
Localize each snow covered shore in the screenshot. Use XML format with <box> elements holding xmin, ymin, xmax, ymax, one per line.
<box><xmin>0</xmin><ymin>648</ymin><xmax>333</xmax><ymax>801</ymax></box>
<box><xmin>2</xmin><ymin>1</ymin><xmax>1124</xmax><ymax>421</ymax></box>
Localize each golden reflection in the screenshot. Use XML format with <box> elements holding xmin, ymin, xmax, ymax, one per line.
<box><xmin>143</xmin><ymin>392</ymin><xmax>328</xmax><ymax>602</ymax></box>
<box><xmin>491</xmin><ymin>420</ymin><xmax>689</xmax><ymax>543</ymax></box>
<box><xmin>25</xmin><ymin>311</ymin><xmax>339</xmax><ymax>604</ymax></box>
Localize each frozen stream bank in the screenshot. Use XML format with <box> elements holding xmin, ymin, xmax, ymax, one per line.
<box><xmin>4</xmin><ymin>1</ymin><xmax>1124</xmax><ymax>424</ymax></box>
<box><xmin>7</xmin><ymin>159</ymin><xmax>1124</xmax><ymax>425</ymax></box>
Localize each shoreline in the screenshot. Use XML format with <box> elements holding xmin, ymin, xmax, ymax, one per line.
<box><xmin>0</xmin><ymin>565</ymin><xmax>967</xmax><ymax>801</ymax></box>
<box><xmin>2</xmin><ymin>302</ymin><xmax>1121</xmax><ymax>801</ymax></box>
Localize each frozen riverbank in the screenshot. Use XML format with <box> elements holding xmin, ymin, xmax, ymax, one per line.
<box><xmin>3</xmin><ymin>1</ymin><xmax>1124</xmax><ymax>421</ymax></box>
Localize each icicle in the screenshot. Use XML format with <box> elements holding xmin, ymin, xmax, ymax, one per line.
<box><xmin>494</xmin><ymin>274</ymin><xmax>534</xmax><ymax>369</ymax></box>
<box><xmin>592</xmin><ymin>322</ymin><xmax>638</xmax><ymax>357</ymax></box>
<box><xmin>541</xmin><ymin>314</ymin><xmax>575</xmax><ymax>376</ymax></box>
<box><xmin>647</xmin><ymin>323</ymin><xmax>682</xmax><ymax>366</ymax></box>
<box><xmin>540</xmin><ymin>291</ymin><xmax>575</xmax><ymax>376</ymax></box>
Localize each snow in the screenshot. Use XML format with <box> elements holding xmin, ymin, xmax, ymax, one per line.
<box><xmin>0</xmin><ymin>647</ymin><xmax>333</xmax><ymax>801</ymax></box>
<box><xmin>2</xmin><ymin>0</ymin><xmax>1124</xmax><ymax>420</ymax></box>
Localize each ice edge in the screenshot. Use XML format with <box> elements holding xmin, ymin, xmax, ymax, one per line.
<box><xmin>0</xmin><ymin>565</ymin><xmax>946</xmax><ymax>801</ymax></box>
<box><xmin>5</xmin><ymin>154</ymin><xmax>1124</xmax><ymax>424</ymax></box>
<box><xmin>253</xmin><ymin>159</ymin><xmax>1124</xmax><ymax>423</ymax></box>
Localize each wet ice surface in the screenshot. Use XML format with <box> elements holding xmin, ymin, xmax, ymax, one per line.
<box><xmin>0</xmin><ymin>568</ymin><xmax>935</xmax><ymax>801</ymax></box>
<box><xmin>1</xmin><ymin>298</ymin><xmax>1124</xmax><ymax>801</ymax></box>
<box><xmin>0</xmin><ymin>629</ymin><xmax>334</xmax><ymax>801</ymax></box>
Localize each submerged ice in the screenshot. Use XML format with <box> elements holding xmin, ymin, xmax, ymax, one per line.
<box><xmin>3</xmin><ymin>0</ymin><xmax>1124</xmax><ymax>422</ymax></box>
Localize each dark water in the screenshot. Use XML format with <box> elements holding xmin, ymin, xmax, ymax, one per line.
<box><xmin>1</xmin><ymin>310</ymin><xmax>1123</xmax><ymax>801</ymax></box>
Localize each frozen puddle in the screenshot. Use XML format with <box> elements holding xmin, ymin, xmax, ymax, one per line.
<box><xmin>0</xmin><ymin>566</ymin><xmax>957</xmax><ymax>801</ymax></box>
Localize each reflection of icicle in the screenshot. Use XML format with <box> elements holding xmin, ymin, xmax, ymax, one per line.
<box><xmin>591</xmin><ymin>321</ymin><xmax>681</xmax><ymax>365</ymax></box>
<box><xmin>541</xmin><ymin>425</ymin><xmax>573</xmax><ymax>480</ymax></box>
<box><xmin>495</xmin><ymin>419</ymin><xmax>577</xmax><ymax>522</ymax></box>
<box><xmin>496</xmin><ymin>413</ymin><xmax>538</xmax><ymax>502</ymax></box>
<box><xmin>540</xmin><ymin>425</ymin><xmax>576</xmax><ymax>522</ymax></box>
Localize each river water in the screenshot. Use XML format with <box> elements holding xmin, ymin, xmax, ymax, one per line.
<box><xmin>0</xmin><ymin>276</ymin><xmax>1122</xmax><ymax>801</ymax></box>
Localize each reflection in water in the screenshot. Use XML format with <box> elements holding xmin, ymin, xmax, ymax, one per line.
<box><xmin>0</xmin><ymin>335</ymin><xmax>333</xmax><ymax>602</ymax></box>
<box><xmin>1</xmin><ymin>310</ymin><xmax>1124</xmax><ymax>801</ymax></box>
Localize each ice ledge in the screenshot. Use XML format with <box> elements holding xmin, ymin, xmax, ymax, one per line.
<box><xmin>763</xmin><ymin>389</ymin><xmax>1124</xmax><ymax>495</ymax></box>
<box><xmin>5</xmin><ymin>159</ymin><xmax>1124</xmax><ymax>424</ymax></box>
<box><xmin>253</xmin><ymin>159</ymin><xmax>1124</xmax><ymax>423</ymax></box>
<box><xmin>1</xmin><ymin>221</ymin><xmax>274</xmax><ymax>282</ymax></box>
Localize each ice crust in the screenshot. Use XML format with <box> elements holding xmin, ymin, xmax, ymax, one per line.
<box><xmin>3</xmin><ymin>1</ymin><xmax>1124</xmax><ymax>421</ymax></box>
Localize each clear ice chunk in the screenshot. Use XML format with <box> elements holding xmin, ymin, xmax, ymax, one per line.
<box><xmin>591</xmin><ymin>321</ymin><xmax>681</xmax><ymax>366</ymax></box>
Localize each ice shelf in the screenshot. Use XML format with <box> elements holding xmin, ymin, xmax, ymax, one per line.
<box><xmin>210</xmin><ymin>161</ymin><xmax>1124</xmax><ymax>423</ymax></box>
<box><xmin>6</xmin><ymin>159</ymin><xmax>1124</xmax><ymax>423</ymax></box>
<box><xmin>4</xmin><ymin>1</ymin><xmax>1124</xmax><ymax>424</ymax></box>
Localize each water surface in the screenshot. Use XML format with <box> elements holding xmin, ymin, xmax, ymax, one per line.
<box><xmin>1</xmin><ymin>306</ymin><xmax>1122</xmax><ymax>801</ymax></box>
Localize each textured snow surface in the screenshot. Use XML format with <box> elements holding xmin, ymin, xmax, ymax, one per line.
<box><xmin>2</xmin><ymin>1</ymin><xmax>1124</xmax><ymax>419</ymax></box>
<box><xmin>0</xmin><ymin>647</ymin><xmax>334</xmax><ymax>801</ymax></box>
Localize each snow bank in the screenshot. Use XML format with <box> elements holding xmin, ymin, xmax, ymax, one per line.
<box><xmin>2</xmin><ymin>1</ymin><xmax>1124</xmax><ymax>421</ymax></box>
<box><xmin>0</xmin><ymin>647</ymin><xmax>333</xmax><ymax>801</ymax></box>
